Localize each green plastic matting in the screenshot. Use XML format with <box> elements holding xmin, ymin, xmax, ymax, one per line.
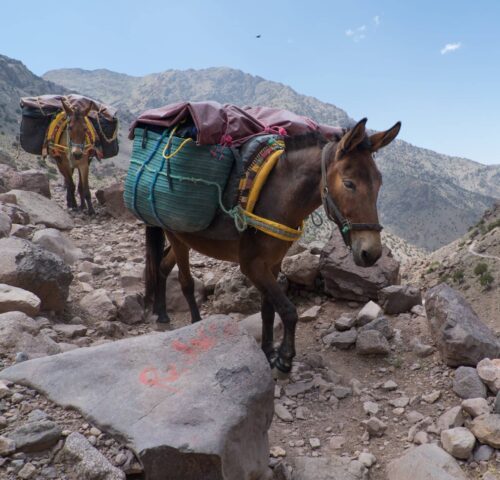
<box><xmin>124</xmin><ymin>127</ymin><xmax>235</xmax><ymax>232</ymax></box>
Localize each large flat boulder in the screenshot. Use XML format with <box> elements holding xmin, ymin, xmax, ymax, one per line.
<box><xmin>0</xmin><ymin>237</ymin><xmax>73</xmax><ymax>312</ymax></box>
<box><xmin>0</xmin><ymin>166</ymin><xmax>50</xmax><ymax>198</ymax></box>
<box><xmin>0</xmin><ymin>315</ymin><xmax>274</xmax><ymax>480</ymax></box>
<box><xmin>319</xmin><ymin>230</ymin><xmax>400</xmax><ymax>302</ymax></box>
<box><xmin>386</xmin><ymin>444</ymin><xmax>468</xmax><ymax>480</ymax></box>
<box><xmin>424</xmin><ymin>284</ymin><xmax>500</xmax><ymax>367</ymax></box>
<box><xmin>6</xmin><ymin>189</ymin><xmax>73</xmax><ymax>230</ymax></box>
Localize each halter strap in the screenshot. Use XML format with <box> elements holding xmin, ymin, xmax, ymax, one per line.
<box><xmin>320</xmin><ymin>145</ymin><xmax>383</xmax><ymax>247</ymax></box>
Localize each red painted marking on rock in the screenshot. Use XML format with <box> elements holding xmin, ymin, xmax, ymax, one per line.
<box><xmin>172</xmin><ymin>325</ymin><xmax>217</xmax><ymax>363</ymax></box>
<box><xmin>138</xmin><ymin>364</ymin><xmax>185</xmax><ymax>392</ymax></box>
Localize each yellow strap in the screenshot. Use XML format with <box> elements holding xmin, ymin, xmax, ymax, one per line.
<box><xmin>246</xmin><ymin>149</ymin><xmax>284</xmax><ymax>213</ymax></box>
<box><xmin>242</xmin><ymin>209</ymin><xmax>304</xmax><ymax>242</ymax></box>
<box><xmin>47</xmin><ymin>112</ymin><xmax>97</xmax><ymax>154</ymax></box>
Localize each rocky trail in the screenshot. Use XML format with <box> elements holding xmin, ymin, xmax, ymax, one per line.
<box><xmin>0</xmin><ymin>175</ymin><xmax>499</xmax><ymax>480</ymax></box>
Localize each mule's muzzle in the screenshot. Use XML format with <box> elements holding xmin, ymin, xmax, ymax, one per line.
<box><xmin>72</xmin><ymin>149</ymin><xmax>83</xmax><ymax>160</ymax></box>
<box><xmin>352</xmin><ymin>233</ymin><xmax>382</xmax><ymax>267</ymax></box>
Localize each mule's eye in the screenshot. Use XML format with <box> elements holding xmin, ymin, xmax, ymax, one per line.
<box><xmin>343</xmin><ymin>180</ymin><xmax>356</xmax><ymax>191</ymax></box>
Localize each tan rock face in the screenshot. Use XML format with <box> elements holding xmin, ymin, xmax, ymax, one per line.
<box><xmin>0</xmin><ymin>283</ymin><xmax>41</xmax><ymax>317</ymax></box>
<box><xmin>440</xmin><ymin>427</ymin><xmax>475</xmax><ymax>460</ymax></box>
<box><xmin>477</xmin><ymin>358</ymin><xmax>500</xmax><ymax>394</ymax></box>
<box><xmin>471</xmin><ymin>414</ymin><xmax>500</xmax><ymax>449</ymax></box>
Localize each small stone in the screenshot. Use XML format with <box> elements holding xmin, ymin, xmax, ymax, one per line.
<box><xmin>389</xmin><ymin>396</ymin><xmax>410</xmax><ymax>408</ymax></box>
<box><xmin>422</xmin><ymin>390</ymin><xmax>441</xmax><ymax>404</ymax></box>
<box><xmin>381</xmin><ymin>380</ymin><xmax>398</xmax><ymax>391</ymax></box>
<box><xmin>356</xmin><ymin>301</ymin><xmax>382</xmax><ymax>327</ymax></box>
<box><xmin>332</xmin><ymin>385</ymin><xmax>351</xmax><ymax>399</ymax></box>
<box><xmin>441</xmin><ymin>427</ymin><xmax>476</xmax><ymax>459</ymax></box>
<box><xmin>299</xmin><ymin>306</ymin><xmax>321</xmax><ymax>322</ymax></box>
<box><xmin>0</xmin><ymin>435</ymin><xmax>16</xmax><ymax>455</ymax></box>
<box><xmin>413</xmin><ymin>431</ymin><xmax>429</xmax><ymax>445</ymax></box>
<box><xmin>115</xmin><ymin>453</ymin><xmax>127</xmax><ymax>466</ymax></box>
<box><xmin>9</xmin><ymin>420</ymin><xmax>62</xmax><ymax>453</ymax></box>
<box><xmin>358</xmin><ymin>316</ymin><xmax>394</xmax><ymax>339</ymax></box>
<box><xmin>358</xmin><ymin>452</ymin><xmax>376</xmax><ymax>468</ymax></box>
<box><xmin>406</xmin><ymin>411</ymin><xmax>424</xmax><ymax>424</ymax></box>
<box><xmin>363</xmin><ymin>401</ymin><xmax>379</xmax><ymax>416</ymax></box>
<box><xmin>328</xmin><ymin>436</ymin><xmax>345</xmax><ymax>450</ymax></box>
<box><xmin>295</xmin><ymin>407</ymin><xmax>309</xmax><ymax>420</ymax></box>
<box><xmin>362</xmin><ymin>417</ymin><xmax>387</xmax><ymax>437</ymax></box>
<box><xmin>17</xmin><ymin>462</ymin><xmax>36</xmax><ymax>479</ymax></box>
<box><xmin>89</xmin><ymin>427</ymin><xmax>101</xmax><ymax>437</ymax></box>
<box><xmin>474</xmin><ymin>444</ymin><xmax>493</xmax><ymax>462</ymax></box>
<box><xmin>15</xmin><ymin>352</ymin><xmax>29</xmax><ymax>363</ymax></box>
<box><xmin>437</xmin><ymin>406</ymin><xmax>464</xmax><ymax>432</ymax></box>
<box><xmin>11</xmin><ymin>392</ymin><xmax>24</xmax><ymax>403</ymax></box>
<box><xmin>461</xmin><ymin>398</ymin><xmax>490</xmax><ymax>418</ymax></box>
<box><xmin>274</xmin><ymin>385</ymin><xmax>281</xmax><ymax>399</ymax></box>
<box><xmin>309</xmin><ymin>438</ymin><xmax>321</xmax><ymax>449</ymax></box>
<box><xmin>334</xmin><ymin>313</ymin><xmax>356</xmax><ymax>331</ymax></box>
<box><xmin>470</xmin><ymin>414</ymin><xmax>500</xmax><ymax>448</ymax></box>
<box><xmin>275</xmin><ymin>404</ymin><xmax>294</xmax><ymax>423</ymax></box>
<box><xmin>356</xmin><ymin>330</ymin><xmax>390</xmax><ymax>355</ymax></box>
<box><xmin>0</xmin><ymin>380</ymin><xmax>11</xmax><ymax>399</ymax></box>
<box><xmin>270</xmin><ymin>446</ymin><xmax>286</xmax><ymax>458</ymax></box>
<box><xmin>453</xmin><ymin>366</ymin><xmax>487</xmax><ymax>399</ymax></box>
<box><xmin>495</xmin><ymin>392</ymin><xmax>500</xmax><ymax>414</ymax></box>
<box><xmin>323</xmin><ymin>329</ymin><xmax>357</xmax><ymax>349</ymax></box>
<box><xmin>477</xmin><ymin>358</ymin><xmax>500</xmax><ymax>394</ymax></box>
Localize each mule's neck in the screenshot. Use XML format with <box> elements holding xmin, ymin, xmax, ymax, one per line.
<box><xmin>258</xmin><ymin>142</ymin><xmax>327</xmax><ymax>229</ymax></box>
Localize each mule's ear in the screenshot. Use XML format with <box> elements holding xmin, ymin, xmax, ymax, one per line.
<box><xmin>338</xmin><ymin>118</ymin><xmax>367</xmax><ymax>154</ymax></box>
<box><xmin>369</xmin><ymin>121</ymin><xmax>401</xmax><ymax>152</ymax></box>
<box><xmin>61</xmin><ymin>98</ymin><xmax>72</xmax><ymax>115</ymax></box>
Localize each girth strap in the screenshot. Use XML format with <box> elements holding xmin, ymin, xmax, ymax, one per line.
<box><xmin>320</xmin><ymin>146</ymin><xmax>383</xmax><ymax>247</ymax></box>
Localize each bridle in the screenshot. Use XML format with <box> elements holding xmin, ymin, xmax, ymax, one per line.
<box><xmin>320</xmin><ymin>144</ymin><xmax>383</xmax><ymax>248</ymax></box>
<box><xmin>65</xmin><ymin>113</ymin><xmax>94</xmax><ymax>166</ymax></box>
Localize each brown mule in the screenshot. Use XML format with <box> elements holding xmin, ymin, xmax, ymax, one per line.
<box><xmin>145</xmin><ymin>118</ymin><xmax>401</xmax><ymax>375</ymax></box>
<box><xmin>49</xmin><ymin>98</ymin><xmax>96</xmax><ymax>215</ymax></box>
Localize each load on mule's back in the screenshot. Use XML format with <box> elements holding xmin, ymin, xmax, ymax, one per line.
<box><xmin>19</xmin><ymin>94</ymin><xmax>119</xmax><ymax>214</ymax></box>
<box><xmin>124</xmin><ymin>101</ymin><xmax>401</xmax><ymax>375</ymax></box>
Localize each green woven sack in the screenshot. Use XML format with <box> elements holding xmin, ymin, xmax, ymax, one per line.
<box><xmin>124</xmin><ymin>127</ymin><xmax>235</xmax><ymax>232</ymax></box>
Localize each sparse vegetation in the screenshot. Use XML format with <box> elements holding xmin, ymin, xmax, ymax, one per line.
<box><xmin>479</xmin><ymin>271</ymin><xmax>494</xmax><ymax>289</ymax></box>
<box><xmin>452</xmin><ymin>269</ymin><xmax>465</xmax><ymax>284</ymax></box>
<box><xmin>474</xmin><ymin>262</ymin><xmax>488</xmax><ymax>276</ymax></box>
<box><xmin>487</xmin><ymin>219</ymin><xmax>500</xmax><ymax>232</ymax></box>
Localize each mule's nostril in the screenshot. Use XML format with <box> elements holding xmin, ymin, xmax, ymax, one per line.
<box><xmin>361</xmin><ymin>250</ymin><xmax>370</xmax><ymax>261</ymax></box>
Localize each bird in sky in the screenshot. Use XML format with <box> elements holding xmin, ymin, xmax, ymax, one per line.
<box><xmin>256</xmin><ymin>34</ymin><xmax>261</xmax><ymax>38</ymax></box>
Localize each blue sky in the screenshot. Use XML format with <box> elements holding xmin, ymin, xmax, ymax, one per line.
<box><xmin>2</xmin><ymin>0</ymin><xmax>499</xmax><ymax>165</ymax></box>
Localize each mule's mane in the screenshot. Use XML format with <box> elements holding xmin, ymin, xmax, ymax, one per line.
<box><xmin>284</xmin><ymin>131</ymin><xmax>329</xmax><ymax>152</ymax></box>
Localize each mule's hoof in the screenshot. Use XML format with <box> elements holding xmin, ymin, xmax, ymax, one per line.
<box><xmin>271</xmin><ymin>366</ymin><xmax>290</xmax><ymax>380</ymax></box>
<box><xmin>271</xmin><ymin>356</ymin><xmax>292</xmax><ymax>379</ymax></box>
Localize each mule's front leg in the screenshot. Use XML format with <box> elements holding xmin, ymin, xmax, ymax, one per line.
<box><xmin>66</xmin><ymin>178</ymin><xmax>77</xmax><ymax>210</ymax></box>
<box><xmin>242</xmin><ymin>260</ymin><xmax>297</xmax><ymax>375</ymax></box>
<box><xmin>261</xmin><ymin>296</ymin><xmax>277</xmax><ymax>364</ymax></box>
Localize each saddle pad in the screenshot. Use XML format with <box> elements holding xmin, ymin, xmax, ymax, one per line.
<box><xmin>124</xmin><ymin>127</ymin><xmax>235</xmax><ymax>232</ymax></box>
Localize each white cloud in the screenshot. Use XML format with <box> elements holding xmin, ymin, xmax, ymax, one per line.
<box><xmin>440</xmin><ymin>42</ymin><xmax>462</xmax><ymax>55</ymax></box>
<box><xmin>345</xmin><ymin>25</ymin><xmax>367</xmax><ymax>42</ymax></box>
<box><xmin>373</xmin><ymin>15</ymin><xmax>380</xmax><ymax>26</ymax></box>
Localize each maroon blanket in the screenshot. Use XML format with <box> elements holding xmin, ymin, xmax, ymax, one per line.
<box><xmin>129</xmin><ymin>101</ymin><xmax>343</xmax><ymax>146</ymax></box>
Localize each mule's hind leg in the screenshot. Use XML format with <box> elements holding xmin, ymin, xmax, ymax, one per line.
<box><xmin>145</xmin><ymin>226</ymin><xmax>172</xmax><ymax>323</ymax></box>
<box><xmin>165</xmin><ymin>232</ymin><xmax>201</xmax><ymax>323</ymax></box>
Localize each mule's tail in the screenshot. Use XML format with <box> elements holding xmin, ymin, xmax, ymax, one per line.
<box><xmin>145</xmin><ymin>225</ymin><xmax>165</xmax><ymax>308</ymax></box>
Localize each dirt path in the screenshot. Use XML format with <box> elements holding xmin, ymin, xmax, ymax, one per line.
<box><xmin>468</xmin><ymin>240</ymin><xmax>500</xmax><ymax>262</ymax></box>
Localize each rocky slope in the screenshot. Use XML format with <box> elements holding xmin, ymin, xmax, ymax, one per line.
<box><xmin>410</xmin><ymin>201</ymin><xmax>500</xmax><ymax>328</ymax></box>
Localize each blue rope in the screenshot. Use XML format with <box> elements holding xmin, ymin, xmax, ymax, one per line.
<box><xmin>148</xmin><ymin>132</ymin><xmax>172</xmax><ymax>229</ymax></box>
<box><xmin>131</xmin><ymin>129</ymin><xmax>169</xmax><ymax>223</ymax></box>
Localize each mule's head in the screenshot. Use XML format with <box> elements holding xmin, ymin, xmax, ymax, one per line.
<box><xmin>323</xmin><ymin>118</ymin><xmax>401</xmax><ymax>267</ymax></box>
<box><xmin>62</xmin><ymin>98</ymin><xmax>91</xmax><ymax>160</ymax></box>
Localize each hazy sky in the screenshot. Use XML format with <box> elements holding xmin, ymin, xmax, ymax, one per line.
<box><xmin>2</xmin><ymin>0</ymin><xmax>499</xmax><ymax>165</ymax></box>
